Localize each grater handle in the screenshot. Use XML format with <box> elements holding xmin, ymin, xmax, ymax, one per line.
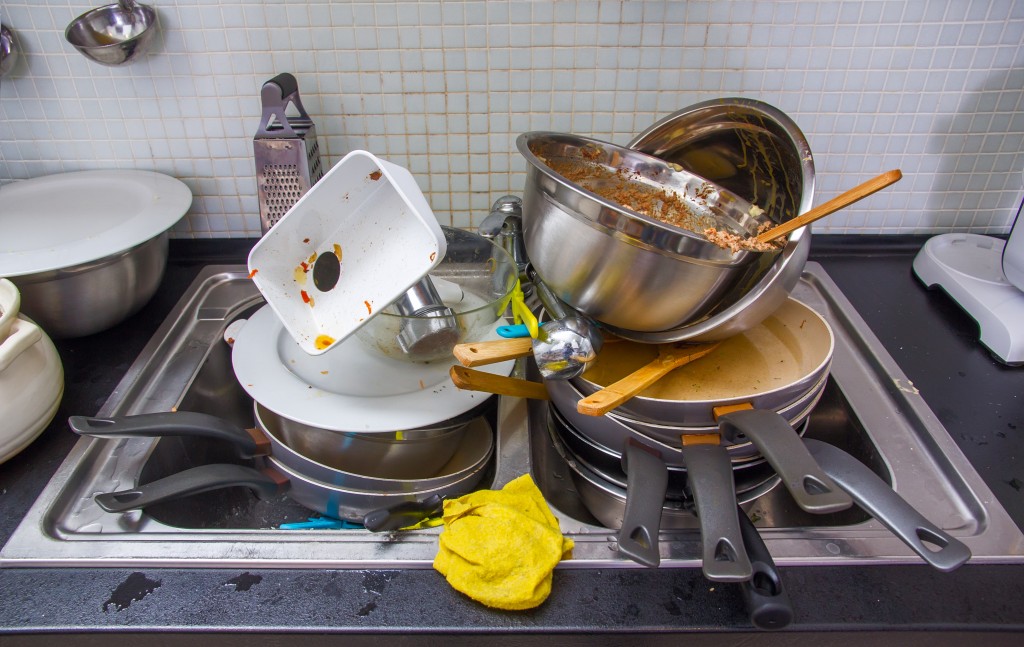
<box><xmin>257</xmin><ymin>72</ymin><xmax>313</xmax><ymax>139</ymax></box>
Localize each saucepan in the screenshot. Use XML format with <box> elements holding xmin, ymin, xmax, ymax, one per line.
<box><xmin>548</xmin><ymin>405</ymin><xmax>970</xmax><ymax>582</ymax></box>
<box><xmin>69</xmin><ymin>403</ymin><xmax>495</xmax><ymax>530</ymax></box>
<box><xmin>452</xmin><ymin>297</ymin><xmax>854</xmax><ymax>575</ymax></box>
<box><xmin>559</xmin><ymin>298</ymin><xmax>850</xmax><ymax>572</ymax></box>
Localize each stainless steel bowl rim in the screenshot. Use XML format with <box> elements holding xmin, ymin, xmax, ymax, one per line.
<box><xmin>517</xmin><ymin>131</ymin><xmax>762</xmax><ymax>267</ymax></box>
<box><xmin>602</xmin><ymin>97</ymin><xmax>815</xmax><ymax>342</ymax></box>
<box><xmin>6</xmin><ymin>235</ymin><xmax>165</xmax><ymax>282</ymax></box>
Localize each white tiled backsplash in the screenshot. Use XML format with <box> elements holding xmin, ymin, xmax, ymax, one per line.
<box><xmin>1</xmin><ymin>0</ymin><xmax>1022</xmax><ymax>238</ymax></box>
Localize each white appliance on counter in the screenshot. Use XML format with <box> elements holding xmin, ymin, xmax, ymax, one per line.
<box><xmin>913</xmin><ymin>192</ymin><xmax>1024</xmax><ymax>366</ymax></box>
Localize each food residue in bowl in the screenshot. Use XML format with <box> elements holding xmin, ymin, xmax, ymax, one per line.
<box><xmin>314</xmin><ymin>335</ymin><xmax>335</xmax><ymax>350</ymax></box>
<box><xmin>704</xmin><ymin>222</ymin><xmax>784</xmax><ymax>253</ymax></box>
<box><xmin>538</xmin><ymin>143</ymin><xmax>784</xmax><ymax>253</ymax></box>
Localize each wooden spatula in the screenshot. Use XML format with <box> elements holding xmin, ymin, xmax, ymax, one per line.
<box><xmin>576</xmin><ymin>342</ymin><xmax>720</xmax><ymax>416</ymax></box>
<box><xmin>755</xmin><ymin>169</ymin><xmax>902</xmax><ymax>244</ymax></box>
<box><xmin>449</xmin><ymin>365</ymin><xmax>550</xmax><ymax>400</ymax></box>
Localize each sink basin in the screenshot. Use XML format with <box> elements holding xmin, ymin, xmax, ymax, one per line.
<box><xmin>2</xmin><ymin>263</ymin><xmax>1023</xmax><ymax>568</ymax></box>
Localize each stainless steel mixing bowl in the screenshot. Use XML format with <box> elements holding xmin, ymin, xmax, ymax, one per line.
<box><xmin>9</xmin><ymin>234</ymin><xmax>169</xmax><ymax>339</ymax></box>
<box><xmin>611</xmin><ymin>97</ymin><xmax>816</xmax><ymax>343</ymax></box>
<box><xmin>64</xmin><ymin>0</ymin><xmax>158</xmax><ymax>67</ymax></box>
<box><xmin>517</xmin><ymin>131</ymin><xmax>779</xmax><ymax>333</ymax></box>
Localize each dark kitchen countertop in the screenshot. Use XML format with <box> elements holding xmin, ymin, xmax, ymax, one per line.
<box><xmin>1</xmin><ymin>235</ymin><xmax>1023</xmax><ymax>645</ymax></box>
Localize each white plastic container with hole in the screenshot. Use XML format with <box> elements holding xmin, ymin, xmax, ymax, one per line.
<box><xmin>247</xmin><ymin>151</ymin><xmax>446</xmax><ymax>356</ymax></box>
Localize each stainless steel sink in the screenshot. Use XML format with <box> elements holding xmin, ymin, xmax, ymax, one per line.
<box><xmin>3</xmin><ymin>262</ymin><xmax>1023</xmax><ymax>568</ymax></box>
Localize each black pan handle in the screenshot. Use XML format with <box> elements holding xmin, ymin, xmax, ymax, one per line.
<box><xmin>805</xmin><ymin>439</ymin><xmax>971</xmax><ymax>572</ymax></box>
<box><xmin>362</xmin><ymin>494</ymin><xmax>445</xmax><ymax>532</ymax></box>
<box><xmin>719</xmin><ymin>409</ymin><xmax>853</xmax><ymax>514</ymax></box>
<box><xmin>737</xmin><ymin>507</ymin><xmax>793</xmax><ymax>630</ymax></box>
<box><xmin>616</xmin><ymin>440</ymin><xmax>669</xmax><ymax>567</ymax></box>
<box><xmin>69</xmin><ymin>411</ymin><xmax>270</xmax><ymax>459</ymax></box>
<box><xmin>680</xmin><ymin>442</ymin><xmax>753</xmax><ymax>582</ymax></box>
<box><xmin>94</xmin><ymin>464</ymin><xmax>286</xmax><ymax>513</ymax></box>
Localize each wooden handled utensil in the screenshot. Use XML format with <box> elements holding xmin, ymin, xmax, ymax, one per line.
<box><xmin>449</xmin><ymin>365</ymin><xmax>550</xmax><ymax>400</ymax></box>
<box><xmin>576</xmin><ymin>342</ymin><xmax>720</xmax><ymax>417</ymax></box>
<box><xmin>755</xmin><ymin>169</ymin><xmax>903</xmax><ymax>244</ymax></box>
<box><xmin>453</xmin><ymin>337</ymin><xmax>533</xmax><ymax>367</ymax></box>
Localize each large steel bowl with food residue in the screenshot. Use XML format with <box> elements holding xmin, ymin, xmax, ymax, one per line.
<box><xmin>517</xmin><ymin>131</ymin><xmax>782</xmax><ymax>333</ymax></box>
<box><xmin>612</xmin><ymin>98</ymin><xmax>816</xmax><ymax>343</ymax></box>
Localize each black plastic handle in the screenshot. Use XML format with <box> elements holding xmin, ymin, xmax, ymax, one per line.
<box><xmin>94</xmin><ymin>464</ymin><xmax>285</xmax><ymax>513</ymax></box>
<box><xmin>265</xmin><ymin>72</ymin><xmax>299</xmax><ymax>99</ymax></box>
<box><xmin>362</xmin><ymin>494</ymin><xmax>445</xmax><ymax>533</ymax></box>
<box><xmin>680</xmin><ymin>442</ymin><xmax>753</xmax><ymax>582</ymax></box>
<box><xmin>68</xmin><ymin>411</ymin><xmax>268</xmax><ymax>459</ymax></box>
<box><xmin>805</xmin><ymin>439</ymin><xmax>972</xmax><ymax>572</ymax></box>
<box><xmin>719</xmin><ymin>408</ymin><xmax>853</xmax><ymax>514</ymax></box>
<box><xmin>737</xmin><ymin>507</ymin><xmax>793</xmax><ymax>630</ymax></box>
<box><xmin>616</xmin><ymin>440</ymin><xmax>669</xmax><ymax>567</ymax></box>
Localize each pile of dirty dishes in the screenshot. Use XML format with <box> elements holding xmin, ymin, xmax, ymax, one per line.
<box><xmin>519</xmin><ymin>98</ymin><xmax>816</xmax><ymax>343</ymax></box>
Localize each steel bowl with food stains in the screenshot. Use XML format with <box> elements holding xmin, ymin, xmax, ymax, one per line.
<box><xmin>612</xmin><ymin>98</ymin><xmax>816</xmax><ymax>343</ymax></box>
<box><xmin>517</xmin><ymin>131</ymin><xmax>785</xmax><ymax>333</ymax></box>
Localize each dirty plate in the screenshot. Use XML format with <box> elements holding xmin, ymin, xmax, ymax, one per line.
<box><xmin>247</xmin><ymin>150</ymin><xmax>446</xmax><ymax>355</ymax></box>
<box><xmin>231</xmin><ymin>304</ymin><xmax>514</xmax><ymax>432</ymax></box>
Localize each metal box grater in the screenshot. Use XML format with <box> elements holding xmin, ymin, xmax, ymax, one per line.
<box><xmin>253</xmin><ymin>73</ymin><xmax>325</xmax><ymax>233</ymax></box>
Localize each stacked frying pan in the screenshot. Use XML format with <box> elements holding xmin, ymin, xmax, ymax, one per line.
<box><xmin>451</xmin><ymin>296</ymin><xmax>854</xmax><ymax>581</ymax></box>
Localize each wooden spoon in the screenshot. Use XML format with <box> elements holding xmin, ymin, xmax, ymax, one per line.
<box><xmin>449</xmin><ymin>365</ymin><xmax>550</xmax><ymax>400</ymax></box>
<box><xmin>453</xmin><ymin>337</ymin><xmax>533</xmax><ymax>367</ymax></box>
<box><xmin>755</xmin><ymin>169</ymin><xmax>903</xmax><ymax>244</ymax></box>
<box><xmin>576</xmin><ymin>342</ymin><xmax>720</xmax><ymax>417</ymax></box>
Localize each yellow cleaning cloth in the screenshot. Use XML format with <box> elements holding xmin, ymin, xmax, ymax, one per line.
<box><xmin>433</xmin><ymin>474</ymin><xmax>574</xmax><ymax>610</ymax></box>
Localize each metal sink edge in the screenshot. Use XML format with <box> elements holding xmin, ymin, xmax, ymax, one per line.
<box><xmin>2</xmin><ymin>263</ymin><xmax>1023</xmax><ymax>569</ymax></box>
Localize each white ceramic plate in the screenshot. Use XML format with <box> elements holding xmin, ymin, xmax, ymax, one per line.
<box><xmin>0</xmin><ymin>170</ymin><xmax>192</xmax><ymax>276</ymax></box>
<box><xmin>232</xmin><ymin>304</ymin><xmax>514</xmax><ymax>432</ymax></box>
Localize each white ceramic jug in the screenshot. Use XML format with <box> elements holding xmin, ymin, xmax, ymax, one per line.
<box><xmin>0</xmin><ymin>278</ymin><xmax>64</xmax><ymax>463</ymax></box>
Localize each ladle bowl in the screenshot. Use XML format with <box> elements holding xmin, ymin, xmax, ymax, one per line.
<box><xmin>65</xmin><ymin>0</ymin><xmax>158</xmax><ymax>67</ymax></box>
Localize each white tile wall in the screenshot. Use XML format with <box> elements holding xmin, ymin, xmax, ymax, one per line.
<box><xmin>0</xmin><ymin>0</ymin><xmax>1022</xmax><ymax>238</ymax></box>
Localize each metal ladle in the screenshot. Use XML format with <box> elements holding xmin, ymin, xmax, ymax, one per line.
<box><xmin>65</xmin><ymin>0</ymin><xmax>159</xmax><ymax>67</ymax></box>
<box><xmin>452</xmin><ymin>266</ymin><xmax>603</xmax><ymax>380</ymax></box>
<box><xmin>0</xmin><ymin>24</ymin><xmax>18</xmax><ymax>78</ymax></box>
